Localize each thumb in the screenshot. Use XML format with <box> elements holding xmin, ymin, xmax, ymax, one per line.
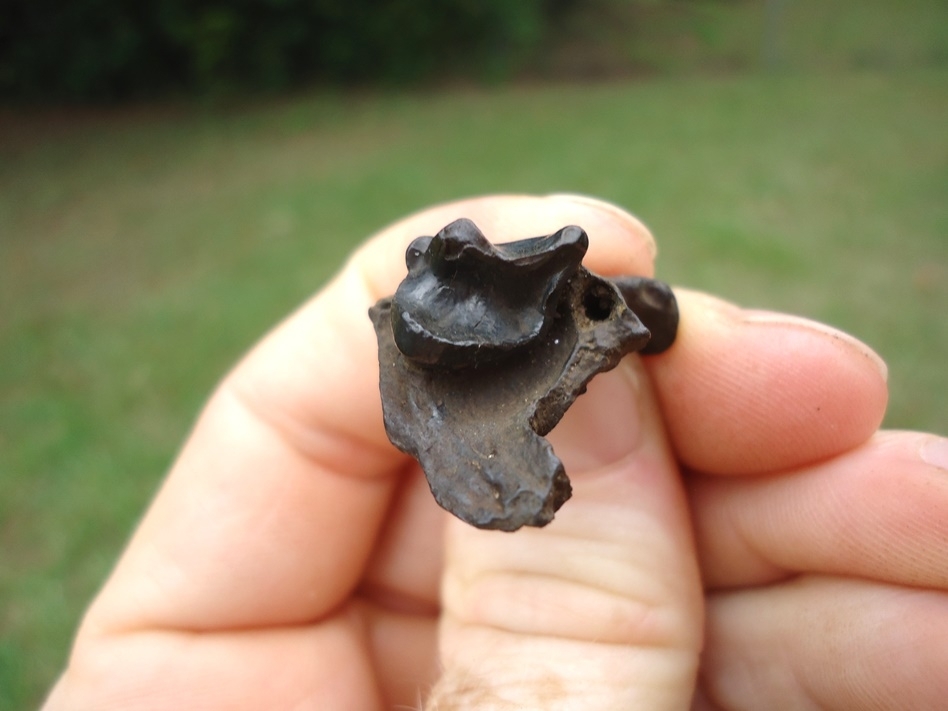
<box><xmin>429</xmin><ymin>356</ymin><xmax>704</xmax><ymax>709</ymax></box>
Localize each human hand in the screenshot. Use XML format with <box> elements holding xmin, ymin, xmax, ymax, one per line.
<box><xmin>44</xmin><ymin>195</ymin><xmax>948</xmax><ymax>710</ymax></box>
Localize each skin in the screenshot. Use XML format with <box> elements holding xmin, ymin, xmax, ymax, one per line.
<box><xmin>44</xmin><ymin>195</ymin><xmax>948</xmax><ymax>710</ymax></box>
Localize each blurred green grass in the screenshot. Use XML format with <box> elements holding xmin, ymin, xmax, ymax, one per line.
<box><xmin>3</xmin><ymin>41</ymin><xmax>948</xmax><ymax>711</ymax></box>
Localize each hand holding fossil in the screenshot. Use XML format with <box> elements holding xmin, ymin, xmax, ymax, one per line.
<box><xmin>44</xmin><ymin>196</ymin><xmax>944</xmax><ymax>711</ymax></box>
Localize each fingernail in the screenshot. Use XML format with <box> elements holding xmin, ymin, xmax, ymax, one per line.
<box><xmin>743</xmin><ymin>311</ymin><xmax>888</xmax><ymax>382</ymax></box>
<box><xmin>920</xmin><ymin>437</ymin><xmax>948</xmax><ymax>472</ymax></box>
<box><xmin>547</xmin><ymin>193</ymin><xmax>658</xmax><ymax>259</ymax></box>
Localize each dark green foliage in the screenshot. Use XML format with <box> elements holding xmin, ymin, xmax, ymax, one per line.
<box><xmin>0</xmin><ymin>0</ymin><xmax>578</xmax><ymax>100</ymax></box>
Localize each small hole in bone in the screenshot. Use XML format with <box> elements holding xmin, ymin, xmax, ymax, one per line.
<box><xmin>583</xmin><ymin>285</ymin><xmax>615</xmax><ymax>321</ymax></box>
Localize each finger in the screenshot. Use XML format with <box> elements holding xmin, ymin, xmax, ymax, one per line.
<box><xmin>358</xmin><ymin>193</ymin><xmax>658</xmax><ymax>302</ymax></box>
<box><xmin>430</xmin><ymin>357</ymin><xmax>703</xmax><ymax>709</ymax></box>
<box><xmin>358</xmin><ymin>195</ymin><xmax>660</xmax><ymax>612</ymax></box>
<box><xmin>644</xmin><ymin>291</ymin><xmax>890</xmax><ymax>476</ymax></box>
<box><xmin>359</xmin><ymin>465</ymin><xmax>447</xmax><ymax>613</ymax></box>
<box><xmin>690</xmin><ymin>431</ymin><xmax>948</xmax><ymax>589</ymax></box>
<box><xmin>84</xmin><ymin>194</ymin><xmax>659</xmax><ymax>635</ymax></box>
<box><xmin>46</xmin><ymin>618</ymin><xmax>384</xmax><ymax>711</ymax></box>
<box><xmin>699</xmin><ymin>575</ymin><xmax>948</xmax><ymax>710</ymax></box>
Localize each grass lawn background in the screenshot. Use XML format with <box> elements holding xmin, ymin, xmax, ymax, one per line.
<box><xmin>2</xmin><ymin>3</ymin><xmax>946</xmax><ymax>707</ymax></box>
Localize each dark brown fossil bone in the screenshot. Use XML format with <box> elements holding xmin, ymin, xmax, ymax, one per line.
<box><xmin>369</xmin><ymin>218</ymin><xmax>678</xmax><ymax>531</ymax></box>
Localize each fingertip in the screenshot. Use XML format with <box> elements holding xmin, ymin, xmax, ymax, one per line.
<box><xmin>646</xmin><ymin>290</ymin><xmax>889</xmax><ymax>475</ymax></box>
<box><xmin>545</xmin><ymin>192</ymin><xmax>658</xmax><ymax>268</ymax></box>
<box><xmin>237</xmin><ymin>194</ymin><xmax>658</xmax><ymax>460</ymax></box>
<box><xmin>742</xmin><ymin>310</ymin><xmax>889</xmax><ymax>383</ymax></box>
<box><xmin>351</xmin><ymin>194</ymin><xmax>657</xmax><ymax>301</ymax></box>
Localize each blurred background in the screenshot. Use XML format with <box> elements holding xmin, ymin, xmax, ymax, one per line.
<box><xmin>1</xmin><ymin>0</ymin><xmax>946</xmax><ymax>706</ymax></box>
